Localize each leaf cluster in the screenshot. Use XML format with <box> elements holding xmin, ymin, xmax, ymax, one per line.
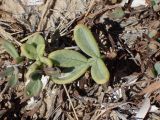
<box><xmin>2</xmin><ymin>24</ymin><xmax>110</xmax><ymax>97</ymax></box>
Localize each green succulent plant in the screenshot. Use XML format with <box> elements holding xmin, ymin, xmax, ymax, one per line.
<box><xmin>2</xmin><ymin>24</ymin><xmax>110</xmax><ymax>97</ymax></box>
<box><xmin>1</xmin><ymin>39</ymin><xmax>23</xmax><ymax>63</ymax></box>
<box><xmin>21</xmin><ymin>34</ymin><xmax>52</xmax><ymax>66</ymax></box>
<box><xmin>2</xmin><ymin>34</ymin><xmax>51</xmax><ymax>97</ymax></box>
<box><xmin>20</xmin><ymin>34</ymin><xmax>52</xmax><ymax>96</ymax></box>
<box><xmin>49</xmin><ymin>24</ymin><xmax>110</xmax><ymax>84</ymax></box>
<box><xmin>20</xmin><ymin>33</ymin><xmax>52</xmax><ymax>79</ymax></box>
<box><xmin>25</xmin><ymin>70</ymin><xmax>43</xmax><ymax>97</ymax></box>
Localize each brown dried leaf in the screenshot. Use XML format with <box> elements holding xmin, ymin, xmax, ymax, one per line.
<box><xmin>139</xmin><ymin>81</ymin><xmax>160</xmax><ymax>95</ymax></box>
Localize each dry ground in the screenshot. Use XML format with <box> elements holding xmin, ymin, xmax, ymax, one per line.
<box><xmin>0</xmin><ymin>0</ymin><xmax>160</xmax><ymax>120</ymax></box>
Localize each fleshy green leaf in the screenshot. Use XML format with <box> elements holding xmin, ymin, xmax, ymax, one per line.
<box><xmin>74</xmin><ymin>24</ymin><xmax>100</xmax><ymax>58</ymax></box>
<box><xmin>110</xmin><ymin>7</ymin><xmax>124</xmax><ymax>19</ymax></box>
<box><xmin>21</xmin><ymin>44</ymin><xmax>37</xmax><ymax>59</ymax></box>
<box><xmin>3</xmin><ymin>67</ymin><xmax>14</xmax><ymax>76</ymax></box>
<box><xmin>21</xmin><ymin>34</ymin><xmax>45</xmax><ymax>60</ymax></box>
<box><xmin>7</xmin><ymin>74</ymin><xmax>18</xmax><ymax>87</ymax></box>
<box><xmin>0</xmin><ymin>67</ymin><xmax>14</xmax><ymax>78</ymax></box>
<box><xmin>2</xmin><ymin>40</ymin><xmax>19</xmax><ymax>59</ymax></box>
<box><xmin>91</xmin><ymin>58</ymin><xmax>110</xmax><ymax>84</ymax></box>
<box><xmin>37</xmin><ymin>44</ymin><xmax>45</xmax><ymax>57</ymax></box>
<box><xmin>26</xmin><ymin>33</ymin><xmax>45</xmax><ymax>45</ymax></box>
<box><xmin>7</xmin><ymin>67</ymin><xmax>18</xmax><ymax>87</ymax></box>
<box><xmin>111</xmin><ymin>0</ymin><xmax>117</xmax><ymax>4</ymax></box>
<box><xmin>51</xmin><ymin>64</ymin><xmax>89</xmax><ymax>84</ymax></box>
<box><xmin>15</xmin><ymin>56</ymin><xmax>24</xmax><ymax>63</ymax></box>
<box><xmin>151</xmin><ymin>0</ymin><xmax>158</xmax><ymax>6</ymax></box>
<box><xmin>25</xmin><ymin>71</ymin><xmax>43</xmax><ymax>97</ymax></box>
<box><xmin>26</xmin><ymin>61</ymin><xmax>42</xmax><ymax>80</ymax></box>
<box><xmin>154</xmin><ymin>61</ymin><xmax>160</xmax><ymax>75</ymax></box>
<box><xmin>39</xmin><ymin>57</ymin><xmax>53</xmax><ymax>67</ymax></box>
<box><xmin>49</xmin><ymin>49</ymin><xmax>88</xmax><ymax>67</ymax></box>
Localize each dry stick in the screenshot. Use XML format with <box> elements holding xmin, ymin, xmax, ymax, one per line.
<box><xmin>93</xmin><ymin>102</ymin><xmax>136</xmax><ymax>120</ymax></box>
<box><xmin>85</xmin><ymin>0</ymin><xmax>97</xmax><ymax>17</ymax></box>
<box><xmin>37</xmin><ymin>0</ymin><xmax>56</xmax><ymax>31</ymax></box>
<box><xmin>0</xmin><ymin>26</ymin><xmax>22</xmax><ymax>46</ymax></box>
<box><xmin>85</xmin><ymin>3</ymin><xmax>121</xmax><ymax>19</ymax></box>
<box><xmin>16</xmin><ymin>0</ymin><xmax>27</xmax><ymax>13</ymax></box>
<box><xmin>63</xmin><ymin>85</ymin><xmax>79</xmax><ymax>120</ymax></box>
<box><xmin>60</xmin><ymin>18</ymin><xmax>77</xmax><ymax>36</ymax></box>
<box><xmin>93</xmin><ymin>109</ymin><xmax>107</xmax><ymax>120</ymax></box>
<box><xmin>49</xmin><ymin>10</ymin><xmax>76</xmax><ymax>36</ymax></box>
<box><xmin>20</xmin><ymin>32</ymin><xmax>42</xmax><ymax>42</ymax></box>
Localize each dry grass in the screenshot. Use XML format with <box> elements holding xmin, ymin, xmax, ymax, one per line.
<box><xmin>0</xmin><ymin>0</ymin><xmax>160</xmax><ymax>119</ymax></box>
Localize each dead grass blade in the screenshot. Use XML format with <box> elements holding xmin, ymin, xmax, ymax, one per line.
<box><xmin>37</xmin><ymin>0</ymin><xmax>56</xmax><ymax>31</ymax></box>
<box><xmin>85</xmin><ymin>0</ymin><xmax>96</xmax><ymax>17</ymax></box>
<box><xmin>63</xmin><ymin>85</ymin><xmax>79</xmax><ymax>120</ymax></box>
<box><xmin>0</xmin><ymin>26</ymin><xmax>21</xmax><ymax>46</ymax></box>
<box><xmin>92</xmin><ymin>109</ymin><xmax>107</xmax><ymax>120</ymax></box>
<box><xmin>139</xmin><ymin>81</ymin><xmax>160</xmax><ymax>95</ymax></box>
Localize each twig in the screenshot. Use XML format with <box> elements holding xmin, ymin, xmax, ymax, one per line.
<box><xmin>20</xmin><ymin>32</ymin><xmax>42</xmax><ymax>42</ymax></box>
<box><xmin>37</xmin><ymin>0</ymin><xmax>56</xmax><ymax>31</ymax></box>
<box><xmin>60</xmin><ymin>18</ymin><xmax>77</xmax><ymax>36</ymax></box>
<box><xmin>0</xmin><ymin>26</ymin><xmax>21</xmax><ymax>46</ymax></box>
<box><xmin>92</xmin><ymin>3</ymin><xmax>121</xmax><ymax>18</ymax></box>
<box><xmin>79</xmin><ymin>3</ymin><xmax>121</xmax><ymax>23</ymax></box>
<box><xmin>93</xmin><ymin>109</ymin><xmax>107</xmax><ymax>120</ymax></box>
<box><xmin>93</xmin><ymin>102</ymin><xmax>136</xmax><ymax>120</ymax></box>
<box><xmin>63</xmin><ymin>85</ymin><xmax>79</xmax><ymax>120</ymax></box>
<box><xmin>64</xmin><ymin>46</ymin><xmax>80</xmax><ymax>50</ymax></box>
<box><xmin>85</xmin><ymin>0</ymin><xmax>97</xmax><ymax>17</ymax></box>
